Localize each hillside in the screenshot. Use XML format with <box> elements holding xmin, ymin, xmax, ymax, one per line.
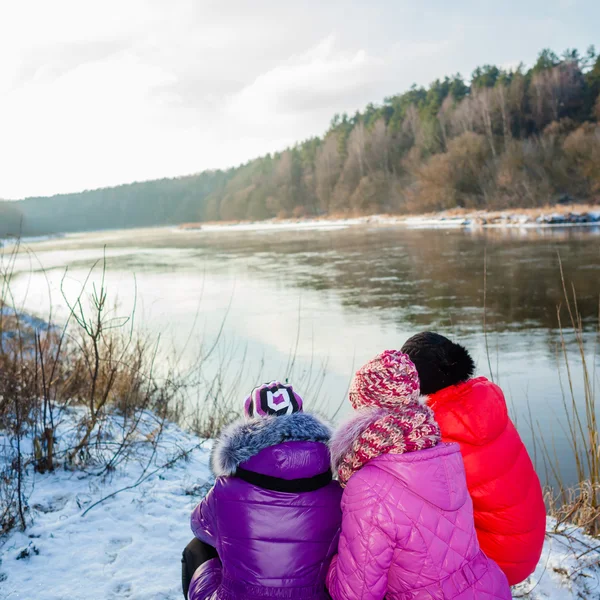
<box><xmin>15</xmin><ymin>171</ymin><xmax>230</xmax><ymax>235</ymax></box>
<box><xmin>7</xmin><ymin>46</ymin><xmax>600</xmax><ymax>236</ymax></box>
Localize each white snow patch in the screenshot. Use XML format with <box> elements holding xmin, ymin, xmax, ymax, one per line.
<box><xmin>513</xmin><ymin>519</ymin><xmax>600</xmax><ymax>599</ymax></box>
<box><xmin>175</xmin><ymin>211</ymin><xmax>600</xmax><ymax>235</ymax></box>
<box><xmin>403</xmin><ymin>210</ymin><xmax>600</xmax><ymax>231</ymax></box>
<box><xmin>0</xmin><ymin>411</ymin><xmax>212</xmax><ymax>600</ymax></box>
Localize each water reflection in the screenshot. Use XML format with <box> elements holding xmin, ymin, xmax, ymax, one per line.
<box><xmin>178</xmin><ymin>225</ymin><xmax>600</xmax><ymax>334</ymax></box>
<box><xmin>7</xmin><ymin>224</ymin><xmax>600</xmax><ymax>487</ymax></box>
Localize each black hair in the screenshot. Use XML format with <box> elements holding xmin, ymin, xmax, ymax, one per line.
<box><xmin>401</xmin><ymin>332</ymin><xmax>475</xmax><ymax>395</ymax></box>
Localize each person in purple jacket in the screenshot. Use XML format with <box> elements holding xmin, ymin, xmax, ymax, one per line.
<box><xmin>183</xmin><ymin>381</ymin><xmax>342</xmax><ymax>600</ymax></box>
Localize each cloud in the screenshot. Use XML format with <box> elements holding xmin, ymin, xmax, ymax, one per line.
<box><xmin>10</xmin><ymin>39</ymin><xmax>130</xmax><ymax>88</ymax></box>
<box><xmin>1</xmin><ymin>0</ymin><xmax>598</xmax><ymax>198</ymax></box>
<box><xmin>227</xmin><ymin>35</ymin><xmax>384</xmax><ymax>128</ymax></box>
<box><xmin>0</xmin><ymin>0</ymin><xmax>158</xmax><ymax>93</ymax></box>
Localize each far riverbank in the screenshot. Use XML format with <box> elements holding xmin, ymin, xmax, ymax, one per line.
<box><xmin>177</xmin><ymin>204</ymin><xmax>600</xmax><ymax>233</ymax></box>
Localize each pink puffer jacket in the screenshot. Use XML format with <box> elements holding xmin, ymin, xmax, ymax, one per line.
<box><xmin>327</xmin><ymin>441</ymin><xmax>511</xmax><ymax>600</ymax></box>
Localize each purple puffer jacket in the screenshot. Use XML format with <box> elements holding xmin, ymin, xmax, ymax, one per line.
<box><xmin>189</xmin><ymin>413</ymin><xmax>342</xmax><ymax>600</ymax></box>
<box><xmin>327</xmin><ymin>411</ymin><xmax>512</xmax><ymax>600</ymax></box>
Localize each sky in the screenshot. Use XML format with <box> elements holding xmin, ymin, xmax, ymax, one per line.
<box><xmin>0</xmin><ymin>0</ymin><xmax>598</xmax><ymax>200</ymax></box>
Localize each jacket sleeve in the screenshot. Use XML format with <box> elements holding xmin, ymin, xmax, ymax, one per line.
<box><xmin>188</xmin><ymin>558</ymin><xmax>222</xmax><ymax>600</ymax></box>
<box><xmin>190</xmin><ymin>484</ymin><xmax>218</xmax><ymax>547</ymax></box>
<box><xmin>326</xmin><ymin>471</ymin><xmax>395</xmax><ymax>600</ymax></box>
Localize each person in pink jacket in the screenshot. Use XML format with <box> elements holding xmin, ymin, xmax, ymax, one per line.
<box><xmin>326</xmin><ymin>350</ymin><xmax>511</xmax><ymax>600</ymax></box>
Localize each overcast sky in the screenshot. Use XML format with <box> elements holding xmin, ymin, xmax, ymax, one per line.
<box><xmin>0</xmin><ymin>0</ymin><xmax>598</xmax><ymax>199</ymax></box>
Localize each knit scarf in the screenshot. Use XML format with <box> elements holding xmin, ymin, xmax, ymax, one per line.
<box><xmin>333</xmin><ymin>403</ymin><xmax>441</xmax><ymax>487</ymax></box>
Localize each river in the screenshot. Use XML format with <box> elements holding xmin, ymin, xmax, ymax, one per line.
<box><xmin>5</xmin><ymin>221</ymin><xmax>600</xmax><ymax>487</ymax></box>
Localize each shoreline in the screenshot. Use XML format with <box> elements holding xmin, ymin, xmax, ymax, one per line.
<box><xmin>177</xmin><ymin>205</ymin><xmax>600</xmax><ymax>233</ymax></box>
<box><xmin>3</xmin><ymin>206</ymin><xmax>599</xmax><ymax>244</ymax></box>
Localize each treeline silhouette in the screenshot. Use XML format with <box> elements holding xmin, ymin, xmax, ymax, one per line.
<box><xmin>0</xmin><ymin>201</ymin><xmax>24</xmax><ymax>237</ymax></box>
<box><xmin>5</xmin><ymin>46</ymin><xmax>600</xmax><ymax>236</ymax></box>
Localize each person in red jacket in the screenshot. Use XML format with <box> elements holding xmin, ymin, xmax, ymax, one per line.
<box><xmin>401</xmin><ymin>332</ymin><xmax>546</xmax><ymax>586</ymax></box>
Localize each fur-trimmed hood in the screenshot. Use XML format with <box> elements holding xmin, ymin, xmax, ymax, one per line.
<box><xmin>211</xmin><ymin>412</ymin><xmax>332</xmax><ymax>477</ymax></box>
<box><xmin>329</xmin><ymin>407</ymin><xmax>387</xmax><ymax>472</ymax></box>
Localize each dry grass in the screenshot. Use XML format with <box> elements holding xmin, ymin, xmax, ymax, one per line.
<box><xmin>0</xmin><ymin>244</ymin><xmax>188</xmax><ymax>533</ymax></box>
<box><xmin>533</xmin><ymin>258</ymin><xmax>600</xmax><ymax>536</ymax></box>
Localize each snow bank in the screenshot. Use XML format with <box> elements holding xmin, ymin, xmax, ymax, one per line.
<box><xmin>404</xmin><ymin>210</ymin><xmax>600</xmax><ymax>230</ymax></box>
<box><xmin>175</xmin><ymin>210</ymin><xmax>600</xmax><ymax>235</ymax></box>
<box><xmin>0</xmin><ymin>410</ymin><xmax>212</xmax><ymax>600</ymax></box>
<box><xmin>513</xmin><ymin>520</ymin><xmax>600</xmax><ymax>599</ymax></box>
<box><xmin>2</xmin><ymin>412</ymin><xmax>600</xmax><ymax>599</ymax></box>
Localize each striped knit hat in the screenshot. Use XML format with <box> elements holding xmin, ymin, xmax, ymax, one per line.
<box><xmin>337</xmin><ymin>350</ymin><xmax>441</xmax><ymax>486</ymax></box>
<box><xmin>349</xmin><ymin>350</ymin><xmax>421</xmax><ymax>410</ymax></box>
<box><xmin>244</xmin><ymin>381</ymin><xmax>303</xmax><ymax>419</ymax></box>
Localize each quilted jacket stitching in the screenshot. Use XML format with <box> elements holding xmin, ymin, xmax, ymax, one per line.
<box><xmin>349</xmin><ymin>464</ymin><xmax>477</xmax><ymax>584</ymax></box>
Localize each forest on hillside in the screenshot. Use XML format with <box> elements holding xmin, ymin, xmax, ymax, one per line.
<box><xmin>5</xmin><ymin>46</ymin><xmax>600</xmax><ymax>235</ymax></box>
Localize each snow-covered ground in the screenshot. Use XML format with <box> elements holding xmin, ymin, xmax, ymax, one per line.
<box><xmin>513</xmin><ymin>522</ymin><xmax>600</xmax><ymax>599</ymax></box>
<box><xmin>2</xmin><ymin>412</ymin><xmax>600</xmax><ymax>600</ymax></box>
<box><xmin>0</xmin><ymin>411</ymin><xmax>212</xmax><ymax>600</ymax></box>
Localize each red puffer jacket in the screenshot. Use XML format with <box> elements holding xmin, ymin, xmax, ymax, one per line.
<box><xmin>428</xmin><ymin>377</ymin><xmax>546</xmax><ymax>586</ymax></box>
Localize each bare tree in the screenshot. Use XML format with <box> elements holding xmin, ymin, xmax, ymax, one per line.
<box><xmin>315</xmin><ymin>135</ymin><xmax>342</xmax><ymax>213</ymax></box>
<box><xmin>473</xmin><ymin>87</ymin><xmax>497</xmax><ymax>157</ymax></box>
<box><xmin>365</xmin><ymin>119</ymin><xmax>391</xmax><ymax>176</ymax></box>
<box><xmin>348</xmin><ymin>122</ymin><xmax>367</xmax><ymax>177</ymax></box>
<box><xmin>437</xmin><ymin>95</ymin><xmax>454</xmax><ymax>150</ymax></box>
<box><xmin>508</xmin><ymin>74</ymin><xmax>527</xmax><ymax>138</ymax></box>
<box><xmin>401</xmin><ymin>104</ymin><xmax>424</xmax><ymax>151</ymax></box>
<box><xmin>531</xmin><ymin>62</ymin><xmax>584</xmax><ymax>128</ymax></box>
<box><xmin>495</xmin><ymin>85</ymin><xmax>511</xmax><ymax>143</ymax></box>
<box><xmin>451</xmin><ymin>96</ymin><xmax>476</xmax><ymax>136</ymax></box>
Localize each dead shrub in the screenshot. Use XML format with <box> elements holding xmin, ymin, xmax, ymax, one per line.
<box><xmin>349</xmin><ymin>174</ymin><xmax>390</xmax><ymax>215</ymax></box>
<box><xmin>0</xmin><ymin>251</ymin><xmax>188</xmax><ymax>533</ymax></box>
<box><xmin>292</xmin><ymin>205</ymin><xmax>308</xmax><ymax>219</ymax></box>
<box><xmin>490</xmin><ymin>139</ymin><xmax>555</xmax><ymax>207</ymax></box>
<box><xmin>407</xmin><ymin>132</ymin><xmax>490</xmax><ymax>211</ymax></box>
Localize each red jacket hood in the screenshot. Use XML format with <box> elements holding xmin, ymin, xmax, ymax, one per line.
<box><xmin>428</xmin><ymin>377</ymin><xmax>508</xmax><ymax>446</ymax></box>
